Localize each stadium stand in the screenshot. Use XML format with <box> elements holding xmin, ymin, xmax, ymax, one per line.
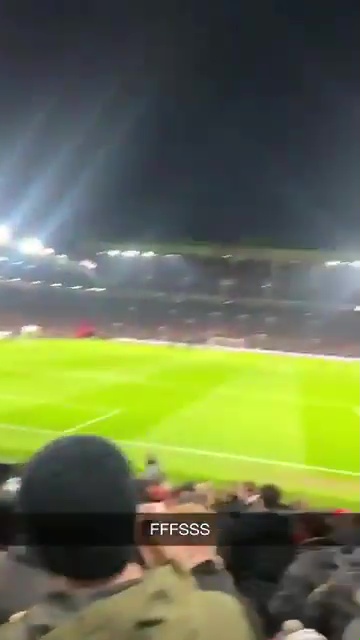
<box><xmin>0</xmin><ymin>242</ymin><xmax>359</xmax><ymax>354</ymax></box>
<box><xmin>0</xmin><ymin>241</ymin><xmax>359</xmax><ymax>640</ymax></box>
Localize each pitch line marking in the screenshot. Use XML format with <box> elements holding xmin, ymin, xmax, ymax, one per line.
<box><xmin>0</xmin><ymin>422</ymin><xmax>357</xmax><ymax>478</ymax></box>
<box><xmin>65</xmin><ymin>409</ymin><xmax>122</xmax><ymax>434</ymax></box>
<box><xmin>0</xmin><ymin>423</ymin><xmax>56</xmax><ymax>436</ymax></box>
<box><xmin>115</xmin><ymin>439</ymin><xmax>359</xmax><ymax>477</ymax></box>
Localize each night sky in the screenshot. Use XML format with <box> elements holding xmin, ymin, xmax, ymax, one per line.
<box><xmin>0</xmin><ymin>0</ymin><xmax>359</xmax><ymax>250</ymax></box>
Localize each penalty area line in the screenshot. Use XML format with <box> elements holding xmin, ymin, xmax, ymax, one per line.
<box><xmin>114</xmin><ymin>439</ymin><xmax>360</xmax><ymax>478</ymax></box>
<box><xmin>65</xmin><ymin>409</ymin><xmax>122</xmax><ymax>434</ymax></box>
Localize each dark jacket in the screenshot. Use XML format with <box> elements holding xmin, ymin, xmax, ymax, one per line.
<box><xmin>192</xmin><ymin>560</ymin><xmax>264</xmax><ymax>640</ymax></box>
<box><xmin>218</xmin><ymin>511</ymin><xmax>295</xmax><ymax>635</ymax></box>
<box><xmin>0</xmin><ymin>547</ymin><xmax>53</xmax><ymax>625</ymax></box>
<box><xmin>268</xmin><ymin>539</ymin><xmax>341</xmax><ymax>627</ymax></box>
<box><xmin>219</xmin><ymin>511</ymin><xmax>295</xmax><ymax>585</ymax></box>
<box><xmin>303</xmin><ymin>546</ymin><xmax>360</xmax><ymax>640</ymax></box>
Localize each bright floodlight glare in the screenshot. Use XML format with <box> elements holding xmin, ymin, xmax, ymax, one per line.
<box><xmin>107</xmin><ymin>250</ymin><xmax>120</xmax><ymax>257</ymax></box>
<box><xmin>325</xmin><ymin>261</ymin><xmax>341</xmax><ymax>267</ymax></box>
<box><xmin>351</xmin><ymin>261</ymin><xmax>360</xmax><ymax>268</ymax></box>
<box><xmin>122</xmin><ymin>250</ymin><xmax>140</xmax><ymax>257</ymax></box>
<box><xmin>142</xmin><ymin>251</ymin><xmax>156</xmax><ymax>257</ymax></box>
<box><xmin>79</xmin><ymin>260</ymin><xmax>97</xmax><ymax>270</ymax></box>
<box><xmin>0</xmin><ymin>225</ymin><xmax>11</xmax><ymax>245</ymax></box>
<box><xmin>18</xmin><ymin>237</ymin><xmax>44</xmax><ymax>255</ymax></box>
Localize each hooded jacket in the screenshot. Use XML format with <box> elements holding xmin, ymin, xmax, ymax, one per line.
<box><xmin>0</xmin><ymin>561</ymin><xmax>257</xmax><ymax>640</ymax></box>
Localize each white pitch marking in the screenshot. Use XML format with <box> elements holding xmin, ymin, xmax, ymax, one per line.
<box><xmin>0</xmin><ymin>420</ymin><xmax>357</xmax><ymax>477</ymax></box>
<box><xmin>0</xmin><ymin>423</ymin><xmax>56</xmax><ymax>436</ymax></box>
<box><xmin>64</xmin><ymin>409</ymin><xmax>122</xmax><ymax>434</ymax></box>
<box><xmin>114</xmin><ymin>439</ymin><xmax>360</xmax><ymax>477</ymax></box>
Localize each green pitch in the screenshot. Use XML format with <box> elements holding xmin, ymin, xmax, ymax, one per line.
<box><xmin>0</xmin><ymin>339</ymin><xmax>358</xmax><ymax>509</ymax></box>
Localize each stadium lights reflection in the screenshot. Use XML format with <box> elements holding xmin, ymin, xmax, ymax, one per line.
<box><xmin>79</xmin><ymin>260</ymin><xmax>97</xmax><ymax>270</ymax></box>
<box><xmin>0</xmin><ymin>225</ymin><xmax>11</xmax><ymax>245</ymax></box>
<box><xmin>18</xmin><ymin>237</ymin><xmax>44</xmax><ymax>255</ymax></box>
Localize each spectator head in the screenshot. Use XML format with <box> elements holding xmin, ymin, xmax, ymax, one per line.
<box><xmin>239</xmin><ymin>481</ymin><xmax>260</xmax><ymax>504</ymax></box>
<box><xmin>18</xmin><ymin>435</ymin><xmax>138</xmax><ymax>584</ymax></box>
<box><xmin>260</xmin><ymin>484</ymin><xmax>282</xmax><ymax>509</ymax></box>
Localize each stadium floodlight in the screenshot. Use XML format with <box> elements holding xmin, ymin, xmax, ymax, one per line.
<box><xmin>50</xmin><ymin>283</ymin><xmax>62</xmax><ymax>287</ymax></box>
<box><xmin>18</xmin><ymin>237</ymin><xmax>44</xmax><ymax>255</ymax></box>
<box><xmin>79</xmin><ymin>260</ymin><xmax>97</xmax><ymax>270</ymax></box>
<box><xmin>0</xmin><ymin>225</ymin><xmax>11</xmax><ymax>245</ymax></box>
<box><xmin>142</xmin><ymin>251</ymin><xmax>156</xmax><ymax>257</ymax></box>
<box><xmin>107</xmin><ymin>250</ymin><xmax>120</xmax><ymax>257</ymax></box>
<box><xmin>325</xmin><ymin>261</ymin><xmax>341</xmax><ymax>267</ymax></box>
<box><xmin>121</xmin><ymin>250</ymin><xmax>140</xmax><ymax>257</ymax></box>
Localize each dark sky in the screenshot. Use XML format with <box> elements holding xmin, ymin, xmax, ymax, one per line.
<box><xmin>0</xmin><ymin>0</ymin><xmax>359</xmax><ymax>250</ymax></box>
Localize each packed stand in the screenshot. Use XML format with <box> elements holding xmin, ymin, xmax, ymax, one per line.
<box><xmin>0</xmin><ymin>245</ymin><xmax>359</xmax><ymax>355</ymax></box>
<box><xmin>0</xmin><ymin>438</ymin><xmax>360</xmax><ymax>640</ymax></box>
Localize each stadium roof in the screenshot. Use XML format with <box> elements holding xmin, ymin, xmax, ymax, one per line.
<box><xmin>85</xmin><ymin>241</ymin><xmax>359</xmax><ymax>264</ymax></box>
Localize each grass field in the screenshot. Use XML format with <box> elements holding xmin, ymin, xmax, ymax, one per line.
<box><xmin>0</xmin><ymin>339</ymin><xmax>358</xmax><ymax>509</ymax></box>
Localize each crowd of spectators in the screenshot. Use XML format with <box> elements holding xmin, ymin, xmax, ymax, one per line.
<box><xmin>0</xmin><ymin>440</ymin><xmax>359</xmax><ymax>640</ymax></box>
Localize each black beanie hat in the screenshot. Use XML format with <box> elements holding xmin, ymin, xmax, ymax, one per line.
<box><xmin>18</xmin><ymin>435</ymin><xmax>137</xmax><ymax>582</ymax></box>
